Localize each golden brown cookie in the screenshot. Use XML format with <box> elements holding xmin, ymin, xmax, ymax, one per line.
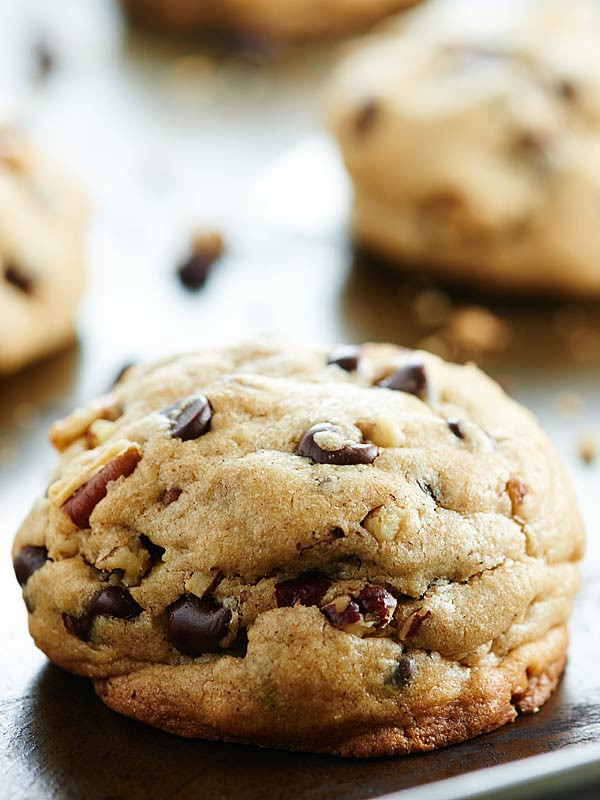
<box><xmin>13</xmin><ymin>340</ymin><xmax>584</xmax><ymax>755</ymax></box>
<box><xmin>327</xmin><ymin>0</ymin><xmax>600</xmax><ymax>295</ymax></box>
<box><xmin>0</xmin><ymin>125</ymin><xmax>85</xmax><ymax>374</ymax></box>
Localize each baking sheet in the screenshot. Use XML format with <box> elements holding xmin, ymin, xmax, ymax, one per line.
<box><xmin>1</xmin><ymin>1</ymin><xmax>599</xmax><ymax>798</ymax></box>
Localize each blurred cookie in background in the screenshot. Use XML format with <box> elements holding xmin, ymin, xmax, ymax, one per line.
<box><xmin>119</xmin><ymin>0</ymin><xmax>420</xmax><ymax>41</ymax></box>
<box><xmin>0</xmin><ymin>125</ymin><xmax>85</xmax><ymax>375</ymax></box>
<box><xmin>327</xmin><ymin>0</ymin><xmax>600</xmax><ymax>296</ymax></box>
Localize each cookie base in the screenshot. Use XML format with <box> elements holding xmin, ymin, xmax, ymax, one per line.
<box><xmin>94</xmin><ymin>625</ymin><xmax>567</xmax><ymax>757</ymax></box>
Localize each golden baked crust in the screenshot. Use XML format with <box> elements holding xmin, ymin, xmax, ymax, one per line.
<box><xmin>95</xmin><ymin>624</ymin><xmax>567</xmax><ymax>756</ymax></box>
<box><xmin>13</xmin><ymin>340</ymin><xmax>584</xmax><ymax>755</ymax></box>
<box><xmin>120</xmin><ymin>0</ymin><xmax>419</xmax><ymax>40</ymax></box>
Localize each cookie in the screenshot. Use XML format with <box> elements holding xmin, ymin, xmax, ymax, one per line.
<box><xmin>13</xmin><ymin>340</ymin><xmax>584</xmax><ymax>756</ymax></box>
<box><xmin>120</xmin><ymin>0</ymin><xmax>419</xmax><ymax>40</ymax></box>
<box><xmin>0</xmin><ymin>125</ymin><xmax>85</xmax><ymax>374</ymax></box>
<box><xmin>327</xmin><ymin>0</ymin><xmax>600</xmax><ymax>295</ymax></box>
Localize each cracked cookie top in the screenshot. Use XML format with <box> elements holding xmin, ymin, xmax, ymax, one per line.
<box><xmin>13</xmin><ymin>340</ymin><xmax>584</xmax><ymax>673</ymax></box>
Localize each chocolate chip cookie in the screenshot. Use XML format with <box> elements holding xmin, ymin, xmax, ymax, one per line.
<box><xmin>0</xmin><ymin>125</ymin><xmax>85</xmax><ymax>374</ymax></box>
<box><xmin>327</xmin><ymin>0</ymin><xmax>600</xmax><ymax>295</ymax></box>
<box><xmin>120</xmin><ymin>0</ymin><xmax>419</xmax><ymax>40</ymax></box>
<box><xmin>13</xmin><ymin>340</ymin><xmax>584</xmax><ymax>755</ymax></box>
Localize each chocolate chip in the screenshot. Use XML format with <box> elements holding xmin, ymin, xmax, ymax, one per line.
<box><xmin>62</xmin><ymin>612</ymin><xmax>92</xmax><ymax>642</ymax></box>
<box><xmin>140</xmin><ymin>534</ymin><xmax>165</xmax><ymax>565</ymax></box>
<box><xmin>378</xmin><ymin>360</ymin><xmax>429</xmax><ymax>399</ymax></box>
<box><xmin>322</xmin><ymin>599</ymin><xmax>361</xmax><ymax>628</ymax></box>
<box><xmin>355</xmin><ymin>98</ymin><xmax>379</xmax><ymax>135</ymax></box>
<box><xmin>91</xmin><ymin>586</ymin><xmax>143</xmax><ymax>619</ymax></box>
<box><xmin>3</xmin><ymin>263</ymin><xmax>33</xmax><ymax>294</ymax></box>
<box><xmin>14</xmin><ymin>546</ymin><xmax>49</xmax><ymax>587</ymax></box>
<box><xmin>62</xmin><ymin>448</ymin><xmax>142</xmax><ymax>528</ymax></box>
<box><xmin>331</xmin><ymin>527</ymin><xmax>345</xmax><ymax>539</ymax></box>
<box><xmin>177</xmin><ymin>232</ymin><xmax>224</xmax><ymax>290</ymax></box>
<box><xmin>167</xmin><ymin>595</ymin><xmax>231</xmax><ymax>656</ymax></box>
<box><xmin>327</xmin><ymin>346</ymin><xmax>360</xmax><ymax>372</ymax></box>
<box><xmin>393</xmin><ymin>654</ymin><xmax>415</xmax><ymax>689</ymax></box>
<box><xmin>275</xmin><ymin>575</ymin><xmax>331</xmax><ymax>608</ymax></box>
<box><xmin>296</xmin><ymin>423</ymin><xmax>378</xmax><ymax>466</ymax></box>
<box><xmin>162</xmin><ymin>394</ymin><xmax>212</xmax><ymax>441</ymax></box>
<box><xmin>448</xmin><ymin>418</ymin><xmax>466</xmax><ymax>439</ymax></box>
<box><xmin>356</xmin><ymin>585</ymin><xmax>397</xmax><ymax>628</ymax></box>
<box><xmin>405</xmin><ymin>609</ymin><xmax>432</xmax><ymax>639</ymax></box>
<box><xmin>160</xmin><ymin>487</ymin><xmax>182</xmax><ymax>507</ymax></box>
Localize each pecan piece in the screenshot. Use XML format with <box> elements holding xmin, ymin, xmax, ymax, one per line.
<box><xmin>62</xmin><ymin>446</ymin><xmax>141</xmax><ymax>528</ymax></box>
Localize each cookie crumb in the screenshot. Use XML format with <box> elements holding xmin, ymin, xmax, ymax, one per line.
<box><xmin>578</xmin><ymin>431</ymin><xmax>597</xmax><ymax>465</ymax></box>
<box><xmin>177</xmin><ymin>230</ymin><xmax>224</xmax><ymax>290</ymax></box>
<box><xmin>32</xmin><ymin>35</ymin><xmax>56</xmax><ymax>79</ymax></box>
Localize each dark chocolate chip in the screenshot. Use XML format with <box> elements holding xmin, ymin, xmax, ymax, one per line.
<box><xmin>331</xmin><ymin>527</ymin><xmax>345</xmax><ymax>539</ymax></box>
<box><xmin>62</xmin><ymin>612</ymin><xmax>93</xmax><ymax>642</ymax></box>
<box><xmin>160</xmin><ymin>487</ymin><xmax>182</xmax><ymax>507</ymax></box>
<box><xmin>393</xmin><ymin>654</ymin><xmax>415</xmax><ymax>689</ymax></box>
<box><xmin>140</xmin><ymin>534</ymin><xmax>165</xmax><ymax>566</ymax></box>
<box><xmin>378</xmin><ymin>360</ymin><xmax>429</xmax><ymax>399</ymax></box>
<box><xmin>322</xmin><ymin>599</ymin><xmax>361</xmax><ymax>628</ymax></box>
<box><xmin>162</xmin><ymin>394</ymin><xmax>212</xmax><ymax>441</ymax></box>
<box><xmin>14</xmin><ymin>545</ymin><xmax>49</xmax><ymax>587</ymax></box>
<box><xmin>62</xmin><ymin>448</ymin><xmax>142</xmax><ymax>529</ymax></box>
<box><xmin>91</xmin><ymin>586</ymin><xmax>143</xmax><ymax>619</ymax></box>
<box><xmin>3</xmin><ymin>263</ymin><xmax>33</xmax><ymax>294</ymax></box>
<box><xmin>275</xmin><ymin>575</ymin><xmax>331</xmax><ymax>608</ymax></box>
<box><xmin>177</xmin><ymin>233</ymin><xmax>223</xmax><ymax>290</ymax></box>
<box><xmin>355</xmin><ymin>98</ymin><xmax>379</xmax><ymax>134</ymax></box>
<box><xmin>167</xmin><ymin>595</ymin><xmax>231</xmax><ymax>656</ymax></box>
<box><xmin>327</xmin><ymin>346</ymin><xmax>360</xmax><ymax>372</ymax></box>
<box><xmin>448</xmin><ymin>418</ymin><xmax>466</xmax><ymax>439</ymax></box>
<box><xmin>296</xmin><ymin>423</ymin><xmax>378</xmax><ymax>466</ymax></box>
<box><xmin>356</xmin><ymin>585</ymin><xmax>397</xmax><ymax>628</ymax></box>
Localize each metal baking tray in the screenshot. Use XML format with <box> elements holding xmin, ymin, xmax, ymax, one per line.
<box><xmin>1</xmin><ymin>1</ymin><xmax>599</xmax><ymax>797</ymax></box>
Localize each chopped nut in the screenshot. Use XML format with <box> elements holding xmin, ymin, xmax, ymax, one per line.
<box><xmin>362</xmin><ymin>504</ymin><xmax>412</xmax><ymax>544</ymax></box>
<box><xmin>86</xmin><ymin>419</ymin><xmax>117</xmax><ymax>448</ymax></box>
<box><xmin>357</xmin><ymin>417</ymin><xmax>405</xmax><ymax>448</ymax></box>
<box><xmin>401</xmin><ymin>608</ymin><xmax>432</xmax><ymax>639</ymax></box>
<box><xmin>50</xmin><ymin>396</ymin><xmax>122</xmax><ymax>452</ymax></box>
<box><xmin>506</xmin><ymin>476</ymin><xmax>528</xmax><ymax>514</ymax></box>
<box><xmin>185</xmin><ymin>571</ymin><xmax>218</xmax><ymax>598</ymax></box>
<box><xmin>49</xmin><ymin>439</ymin><xmax>140</xmax><ymax>508</ymax></box>
<box><xmin>95</xmin><ymin>540</ymin><xmax>150</xmax><ymax>586</ymax></box>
